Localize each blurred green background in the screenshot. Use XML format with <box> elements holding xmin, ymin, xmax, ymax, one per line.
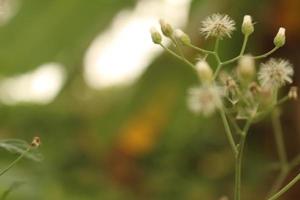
<box><xmin>0</xmin><ymin>0</ymin><xmax>299</xmax><ymax>199</ymax></box>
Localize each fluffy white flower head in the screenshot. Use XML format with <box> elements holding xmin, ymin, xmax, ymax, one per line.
<box><xmin>258</xmin><ymin>58</ymin><xmax>294</xmax><ymax>89</ymax></box>
<box><xmin>200</xmin><ymin>13</ymin><xmax>236</xmax><ymax>39</ymax></box>
<box><xmin>187</xmin><ymin>85</ymin><xmax>223</xmax><ymax>116</ymax></box>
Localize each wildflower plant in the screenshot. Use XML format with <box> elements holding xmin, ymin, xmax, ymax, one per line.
<box><xmin>150</xmin><ymin>14</ymin><xmax>299</xmax><ymax>200</ymax></box>
<box><xmin>0</xmin><ymin>137</ymin><xmax>41</xmax><ymax>198</ymax></box>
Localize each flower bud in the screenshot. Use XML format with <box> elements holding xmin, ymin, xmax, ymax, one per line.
<box><xmin>237</xmin><ymin>55</ymin><xmax>256</xmax><ymax>82</ymax></box>
<box><xmin>288</xmin><ymin>86</ymin><xmax>298</xmax><ymax>100</ymax></box>
<box><xmin>31</xmin><ymin>136</ymin><xmax>41</xmax><ymax>148</ymax></box>
<box><xmin>174</xmin><ymin>29</ymin><xmax>191</xmax><ymax>45</ymax></box>
<box><xmin>241</xmin><ymin>15</ymin><xmax>254</xmax><ymax>35</ymax></box>
<box><xmin>249</xmin><ymin>82</ymin><xmax>261</xmax><ymax>95</ymax></box>
<box><xmin>159</xmin><ymin>19</ymin><xmax>173</xmax><ymax>37</ymax></box>
<box><xmin>195</xmin><ymin>60</ymin><xmax>213</xmax><ymax>83</ymax></box>
<box><xmin>274</xmin><ymin>27</ymin><xmax>286</xmax><ymax>47</ymax></box>
<box><xmin>150</xmin><ymin>27</ymin><xmax>162</xmax><ymax>44</ymax></box>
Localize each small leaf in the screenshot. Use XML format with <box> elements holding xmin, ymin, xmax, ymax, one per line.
<box><xmin>0</xmin><ymin>139</ymin><xmax>43</xmax><ymax>162</ymax></box>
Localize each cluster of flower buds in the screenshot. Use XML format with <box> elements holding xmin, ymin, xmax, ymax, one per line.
<box><xmin>150</xmin><ymin>14</ymin><xmax>296</xmax><ymax>117</ymax></box>
<box><xmin>150</xmin><ymin>19</ymin><xmax>191</xmax><ymax>46</ymax></box>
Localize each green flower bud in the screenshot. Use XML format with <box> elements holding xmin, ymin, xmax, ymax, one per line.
<box><xmin>196</xmin><ymin>60</ymin><xmax>213</xmax><ymax>83</ymax></box>
<box><xmin>241</xmin><ymin>15</ymin><xmax>254</xmax><ymax>35</ymax></box>
<box><xmin>174</xmin><ymin>29</ymin><xmax>191</xmax><ymax>45</ymax></box>
<box><xmin>237</xmin><ymin>55</ymin><xmax>256</xmax><ymax>82</ymax></box>
<box><xmin>150</xmin><ymin>27</ymin><xmax>162</xmax><ymax>44</ymax></box>
<box><xmin>288</xmin><ymin>86</ymin><xmax>298</xmax><ymax>100</ymax></box>
<box><xmin>274</xmin><ymin>27</ymin><xmax>286</xmax><ymax>47</ymax></box>
<box><xmin>159</xmin><ymin>19</ymin><xmax>173</xmax><ymax>37</ymax></box>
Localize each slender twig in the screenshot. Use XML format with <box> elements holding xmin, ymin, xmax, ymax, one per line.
<box><xmin>159</xmin><ymin>44</ymin><xmax>195</xmax><ymax>69</ymax></box>
<box><xmin>254</xmin><ymin>96</ymin><xmax>289</xmax><ymax>122</ymax></box>
<box><xmin>271</xmin><ymin>109</ymin><xmax>288</xmax><ymax>168</ymax></box>
<box><xmin>253</xmin><ymin>46</ymin><xmax>280</xmax><ymax>59</ymax></box>
<box><xmin>214</xmin><ymin>34</ymin><xmax>249</xmax><ymax>79</ymax></box>
<box><xmin>268</xmin><ymin>169</ymin><xmax>289</xmax><ymax>197</ymax></box>
<box><xmin>219</xmin><ymin>108</ymin><xmax>238</xmax><ymax>156</ymax></box>
<box><xmin>234</xmin><ymin>106</ymin><xmax>257</xmax><ymax>200</ymax></box>
<box><xmin>186</xmin><ymin>43</ymin><xmax>215</xmax><ymax>54</ymax></box>
<box><xmin>267</xmin><ymin>172</ymin><xmax>300</xmax><ymax>200</ymax></box>
<box><xmin>290</xmin><ymin>154</ymin><xmax>300</xmax><ymax>169</ymax></box>
<box><xmin>0</xmin><ymin>147</ymin><xmax>31</xmax><ymax>177</ymax></box>
<box><xmin>239</xmin><ymin>35</ymin><xmax>249</xmax><ymax>56</ymax></box>
<box><xmin>267</xmin><ymin>107</ymin><xmax>289</xmax><ymax>196</ymax></box>
<box><xmin>171</xmin><ymin>36</ymin><xmax>185</xmax><ymax>58</ymax></box>
<box><xmin>214</xmin><ymin>38</ymin><xmax>220</xmax><ymax>52</ymax></box>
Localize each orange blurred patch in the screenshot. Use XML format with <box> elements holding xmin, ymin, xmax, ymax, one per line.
<box><xmin>117</xmin><ymin>86</ymin><xmax>177</xmax><ymax>157</ymax></box>
<box><xmin>274</xmin><ymin>0</ymin><xmax>300</xmax><ymax>36</ymax></box>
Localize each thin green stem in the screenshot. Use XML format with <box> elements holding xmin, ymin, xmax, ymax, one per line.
<box><xmin>271</xmin><ymin>109</ymin><xmax>288</xmax><ymax>168</ymax></box>
<box><xmin>159</xmin><ymin>44</ymin><xmax>195</xmax><ymax>69</ymax></box>
<box><xmin>290</xmin><ymin>154</ymin><xmax>300</xmax><ymax>169</ymax></box>
<box><xmin>253</xmin><ymin>46</ymin><xmax>280</xmax><ymax>59</ymax></box>
<box><xmin>214</xmin><ymin>34</ymin><xmax>249</xmax><ymax>80</ymax></box>
<box><xmin>267</xmin><ymin>172</ymin><xmax>300</xmax><ymax>200</ymax></box>
<box><xmin>254</xmin><ymin>95</ymin><xmax>289</xmax><ymax>122</ymax></box>
<box><xmin>214</xmin><ymin>38</ymin><xmax>220</xmax><ymax>52</ymax></box>
<box><xmin>171</xmin><ymin>36</ymin><xmax>184</xmax><ymax>57</ymax></box>
<box><xmin>186</xmin><ymin>43</ymin><xmax>215</xmax><ymax>54</ymax></box>
<box><xmin>228</xmin><ymin>114</ymin><xmax>243</xmax><ymax>135</ymax></box>
<box><xmin>235</xmin><ymin>134</ymin><xmax>245</xmax><ymax>200</ymax></box>
<box><xmin>234</xmin><ymin>109</ymin><xmax>255</xmax><ymax>200</ymax></box>
<box><xmin>213</xmin><ymin>63</ymin><xmax>223</xmax><ymax>80</ymax></box>
<box><xmin>267</xmin><ymin>109</ymin><xmax>289</xmax><ymax>195</ymax></box>
<box><xmin>268</xmin><ymin>169</ymin><xmax>289</xmax><ymax>196</ymax></box>
<box><xmin>0</xmin><ymin>147</ymin><xmax>31</xmax><ymax>177</ymax></box>
<box><xmin>239</xmin><ymin>35</ymin><xmax>249</xmax><ymax>56</ymax></box>
<box><xmin>268</xmin><ymin>154</ymin><xmax>300</xmax><ymax>196</ymax></box>
<box><xmin>219</xmin><ymin>108</ymin><xmax>238</xmax><ymax>156</ymax></box>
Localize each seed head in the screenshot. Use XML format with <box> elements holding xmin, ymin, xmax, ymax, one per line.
<box><xmin>200</xmin><ymin>13</ymin><xmax>236</xmax><ymax>39</ymax></box>
<box><xmin>241</xmin><ymin>15</ymin><xmax>254</xmax><ymax>35</ymax></box>
<box><xmin>187</xmin><ymin>85</ymin><xmax>223</xmax><ymax>116</ymax></box>
<box><xmin>274</xmin><ymin>27</ymin><xmax>286</xmax><ymax>47</ymax></box>
<box><xmin>258</xmin><ymin>58</ymin><xmax>293</xmax><ymax>89</ymax></box>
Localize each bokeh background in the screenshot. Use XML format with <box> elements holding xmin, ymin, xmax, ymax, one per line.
<box><xmin>0</xmin><ymin>0</ymin><xmax>299</xmax><ymax>199</ymax></box>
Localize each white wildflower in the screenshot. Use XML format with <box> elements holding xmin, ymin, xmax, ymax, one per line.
<box><xmin>258</xmin><ymin>58</ymin><xmax>294</xmax><ymax>89</ymax></box>
<box><xmin>200</xmin><ymin>13</ymin><xmax>236</xmax><ymax>39</ymax></box>
<box><xmin>187</xmin><ymin>85</ymin><xmax>223</xmax><ymax>116</ymax></box>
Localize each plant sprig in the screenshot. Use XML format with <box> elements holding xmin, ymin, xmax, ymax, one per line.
<box><xmin>150</xmin><ymin>14</ymin><xmax>299</xmax><ymax>200</ymax></box>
